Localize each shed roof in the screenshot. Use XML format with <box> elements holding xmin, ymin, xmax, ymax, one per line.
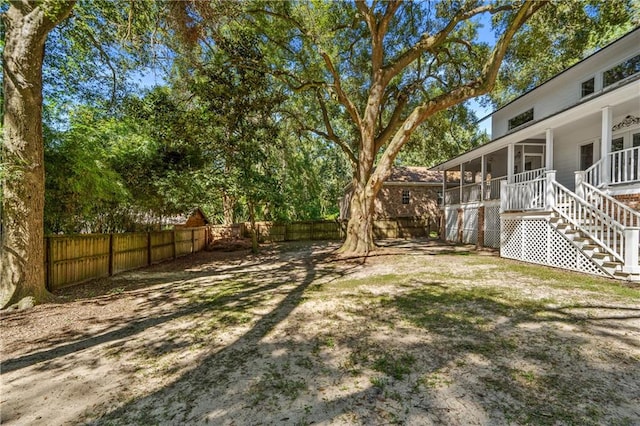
<box><xmin>387</xmin><ymin>167</ymin><xmax>443</xmax><ymax>183</ymax></box>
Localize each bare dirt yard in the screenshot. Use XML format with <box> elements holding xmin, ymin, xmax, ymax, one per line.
<box><xmin>2</xmin><ymin>240</ymin><xmax>640</xmax><ymax>425</ymax></box>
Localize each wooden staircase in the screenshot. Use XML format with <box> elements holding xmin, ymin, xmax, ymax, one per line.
<box><xmin>549</xmin><ymin>215</ymin><xmax>640</xmax><ymax>281</ymax></box>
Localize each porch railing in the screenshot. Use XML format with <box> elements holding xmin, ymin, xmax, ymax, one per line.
<box><xmin>444</xmin><ymin>182</ymin><xmax>481</xmax><ymax>204</ymax></box>
<box><xmin>462</xmin><ymin>182</ymin><xmax>482</xmax><ymax>203</ymax></box>
<box><xmin>511</xmin><ymin>167</ymin><xmax>546</xmax><ymax>184</ymax></box>
<box><xmin>444</xmin><ymin>175</ymin><xmax>506</xmax><ymax>205</ymax></box>
<box><xmin>501</xmin><ymin>174</ymin><xmax>547</xmax><ymax>211</ymax></box>
<box><xmin>485</xmin><ymin>175</ymin><xmax>507</xmax><ymax>200</ymax></box>
<box><xmin>444</xmin><ymin>187</ymin><xmax>460</xmax><ymax>205</ymax></box>
<box><xmin>610</xmin><ymin>146</ymin><xmax>640</xmax><ymax>184</ymax></box>
<box><xmin>585</xmin><ymin>146</ymin><xmax>640</xmax><ymax>187</ymax></box>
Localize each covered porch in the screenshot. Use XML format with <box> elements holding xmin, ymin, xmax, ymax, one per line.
<box><xmin>434</xmin><ymin>80</ymin><xmax>640</xmax><ymax>279</ymax></box>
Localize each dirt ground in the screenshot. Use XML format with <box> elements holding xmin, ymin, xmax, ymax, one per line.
<box><xmin>1</xmin><ymin>240</ymin><xmax>639</xmax><ymax>425</ymax></box>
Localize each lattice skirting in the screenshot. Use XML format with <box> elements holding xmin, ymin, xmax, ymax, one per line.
<box><xmin>462</xmin><ymin>205</ymin><xmax>479</xmax><ymax>244</ymax></box>
<box><xmin>501</xmin><ymin>216</ymin><xmax>607</xmax><ymax>277</ymax></box>
<box><xmin>484</xmin><ymin>203</ymin><xmax>501</xmax><ymax>248</ymax></box>
<box><xmin>444</xmin><ymin>206</ymin><xmax>458</xmax><ymax>242</ymax></box>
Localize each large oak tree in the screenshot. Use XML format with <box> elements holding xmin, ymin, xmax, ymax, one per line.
<box><xmin>250</xmin><ymin>0</ymin><xmax>546</xmax><ymax>254</ymax></box>
<box><xmin>1</xmin><ymin>0</ymin><xmax>76</xmax><ymax>308</ymax></box>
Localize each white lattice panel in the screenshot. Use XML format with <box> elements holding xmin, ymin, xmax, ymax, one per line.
<box><xmin>501</xmin><ymin>216</ymin><xmax>607</xmax><ymax>277</ymax></box>
<box><xmin>522</xmin><ymin>220</ymin><xmax>548</xmax><ymax>264</ymax></box>
<box><xmin>501</xmin><ymin>218</ymin><xmax>523</xmax><ymax>259</ymax></box>
<box><xmin>484</xmin><ymin>204</ymin><xmax>501</xmax><ymax>248</ymax></box>
<box><xmin>445</xmin><ymin>207</ymin><xmax>458</xmax><ymax>242</ymax></box>
<box><xmin>462</xmin><ymin>206</ymin><xmax>478</xmax><ymax>244</ymax></box>
<box><xmin>548</xmin><ymin>228</ymin><xmax>606</xmax><ymax>276</ymax></box>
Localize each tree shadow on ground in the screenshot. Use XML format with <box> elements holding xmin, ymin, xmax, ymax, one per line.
<box><xmin>3</xmin><ymin>241</ymin><xmax>639</xmax><ymax>425</ymax></box>
<box><xmin>91</xmin><ymin>253</ymin><xmax>639</xmax><ymax>425</ymax></box>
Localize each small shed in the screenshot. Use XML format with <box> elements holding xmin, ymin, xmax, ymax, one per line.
<box><xmin>339</xmin><ymin>167</ymin><xmax>446</xmax><ymax>220</ymax></box>
<box><xmin>172</xmin><ymin>208</ymin><xmax>211</xmax><ymax>229</ymax></box>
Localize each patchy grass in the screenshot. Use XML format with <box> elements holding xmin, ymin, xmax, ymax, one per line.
<box><xmin>3</xmin><ymin>241</ymin><xmax>639</xmax><ymax>426</ymax></box>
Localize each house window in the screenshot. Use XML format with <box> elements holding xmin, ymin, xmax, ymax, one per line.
<box><xmin>612</xmin><ymin>137</ymin><xmax>624</xmax><ymax>152</ymax></box>
<box><xmin>581</xmin><ymin>77</ymin><xmax>595</xmax><ymax>97</ymax></box>
<box><xmin>508</xmin><ymin>108</ymin><xmax>534</xmax><ymax>131</ymax></box>
<box><xmin>402</xmin><ymin>189</ymin><xmax>410</xmax><ymax>204</ymax></box>
<box><xmin>603</xmin><ymin>54</ymin><xmax>640</xmax><ymax>88</ymax></box>
<box><xmin>580</xmin><ymin>143</ymin><xmax>594</xmax><ymax>170</ymax></box>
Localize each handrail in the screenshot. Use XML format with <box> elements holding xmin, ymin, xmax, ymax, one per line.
<box><xmin>584</xmin><ymin>158</ymin><xmax>602</xmax><ymax>187</ymax></box>
<box><xmin>585</xmin><ymin>146</ymin><xmax>640</xmax><ymax>187</ymax></box>
<box><xmin>609</xmin><ymin>146</ymin><xmax>640</xmax><ymax>184</ymax></box>
<box><xmin>552</xmin><ymin>181</ymin><xmax>625</xmax><ymax>263</ymax></box>
<box><xmin>502</xmin><ymin>174</ymin><xmax>546</xmax><ymax>211</ymax></box>
<box><xmin>580</xmin><ymin>181</ymin><xmax>640</xmax><ymax>228</ymax></box>
<box><xmin>512</xmin><ymin>167</ymin><xmax>546</xmax><ymax>184</ymax></box>
<box><xmin>485</xmin><ymin>175</ymin><xmax>506</xmax><ymax>201</ymax></box>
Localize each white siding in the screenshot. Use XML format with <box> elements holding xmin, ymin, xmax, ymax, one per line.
<box><xmin>492</xmin><ymin>30</ymin><xmax>640</xmax><ymax>139</ymax></box>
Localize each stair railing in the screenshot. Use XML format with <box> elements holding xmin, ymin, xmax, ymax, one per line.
<box><xmin>552</xmin><ymin>181</ymin><xmax>625</xmax><ymax>263</ymax></box>
<box><xmin>576</xmin><ymin>178</ymin><xmax>640</xmax><ymax>228</ymax></box>
<box><xmin>584</xmin><ymin>158</ymin><xmax>603</xmax><ymax>187</ymax></box>
<box><xmin>584</xmin><ymin>146</ymin><xmax>640</xmax><ymax>187</ymax></box>
<box><xmin>557</xmin><ymin>175</ymin><xmax>640</xmax><ymax>273</ymax></box>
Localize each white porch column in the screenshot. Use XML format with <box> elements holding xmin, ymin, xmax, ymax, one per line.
<box><xmin>507</xmin><ymin>143</ymin><xmax>514</xmax><ymax>183</ymax></box>
<box><xmin>442</xmin><ymin>170</ymin><xmax>447</xmax><ymax>206</ymax></box>
<box><xmin>459</xmin><ymin>163</ymin><xmax>464</xmax><ymax>203</ymax></box>
<box><xmin>601</xmin><ymin>106</ymin><xmax>612</xmax><ymax>186</ymax></box>
<box><xmin>545</xmin><ymin>128</ymin><xmax>554</xmax><ymax>169</ymax></box>
<box><xmin>545</xmin><ymin>170</ymin><xmax>556</xmax><ymax>211</ymax></box>
<box><xmin>623</xmin><ymin>228</ymin><xmax>640</xmax><ymax>274</ymax></box>
<box><xmin>574</xmin><ymin>171</ymin><xmax>586</xmax><ymax>200</ymax></box>
<box><xmin>500</xmin><ymin>180</ymin><xmax>508</xmax><ymax>212</ymax></box>
<box><xmin>480</xmin><ymin>155</ymin><xmax>486</xmax><ymax>202</ymax></box>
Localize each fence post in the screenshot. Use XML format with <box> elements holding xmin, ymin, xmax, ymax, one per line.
<box><xmin>108</xmin><ymin>234</ymin><xmax>114</xmax><ymax>276</ymax></box>
<box><xmin>147</xmin><ymin>232</ymin><xmax>152</xmax><ymax>265</ymax></box>
<box><xmin>623</xmin><ymin>228</ymin><xmax>640</xmax><ymax>274</ymax></box>
<box><xmin>173</xmin><ymin>229</ymin><xmax>177</xmax><ymax>259</ymax></box>
<box><xmin>45</xmin><ymin>237</ymin><xmax>52</xmax><ymax>291</ymax></box>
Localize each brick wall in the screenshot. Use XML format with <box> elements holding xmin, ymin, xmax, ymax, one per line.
<box><xmin>373</xmin><ymin>185</ymin><xmax>441</xmax><ymax>219</ymax></box>
<box><xmin>613</xmin><ymin>193</ymin><xmax>640</xmax><ymax>211</ymax></box>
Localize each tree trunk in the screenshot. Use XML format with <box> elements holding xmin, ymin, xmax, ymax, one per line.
<box><xmin>247</xmin><ymin>202</ymin><xmax>259</xmax><ymax>254</ymax></box>
<box><xmin>222</xmin><ymin>192</ymin><xmax>235</xmax><ymax>225</ymax></box>
<box><xmin>1</xmin><ymin>1</ymin><xmax>75</xmax><ymax>309</ymax></box>
<box><xmin>339</xmin><ymin>182</ymin><xmax>378</xmax><ymax>255</ymax></box>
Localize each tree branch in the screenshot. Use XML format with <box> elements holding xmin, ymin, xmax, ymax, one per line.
<box><xmin>316</xmin><ymin>91</ymin><xmax>358</xmax><ymax>165</ymax></box>
<box><xmin>382</xmin><ymin>3</ymin><xmax>516</xmax><ymax>86</ymax></box>
<box><xmin>377</xmin><ymin>0</ymin><xmax>546</xmax><ymax>174</ymax></box>
<box><xmin>320</xmin><ymin>51</ymin><xmax>362</xmax><ymax>129</ymax></box>
<box><xmin>375</xmin><ymin>93</ymin><xmax>407</xmax><ymax>151</ymax></box>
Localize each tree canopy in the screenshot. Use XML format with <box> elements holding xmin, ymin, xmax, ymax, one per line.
<box><xmin>1</xmin><ymin>0</ymin><xmax>636</xmax><ymax>307</ymax></box>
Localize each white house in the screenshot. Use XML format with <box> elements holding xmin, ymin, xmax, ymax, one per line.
<box><xmin>432</xmin><ymin>27</ymin><xmax>640</xmax><ymax>281</ymax></box>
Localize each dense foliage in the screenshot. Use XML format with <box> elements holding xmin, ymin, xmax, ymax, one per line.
<box><xmin>21</xmin><ymin>0</ymin><xmax>639</xmax><ymax>234</ymax></box>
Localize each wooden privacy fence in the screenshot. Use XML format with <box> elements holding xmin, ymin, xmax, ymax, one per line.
<box><xmin>45</xmin><ymin>227</ymin><xmax>208</xmax><ymax>291</ymax></box>
<box><xmin>248</xmin><ymin>217</ymin><xmax>438</xmax><ymax>242</ymax></box>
